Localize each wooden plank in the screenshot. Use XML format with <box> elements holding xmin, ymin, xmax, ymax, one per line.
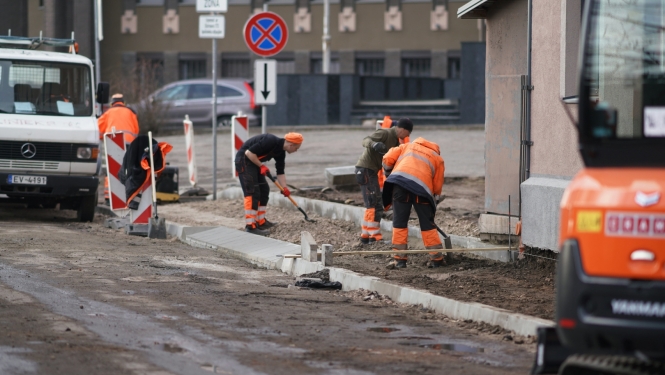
<box><xmin>282</xmin><ymin>247</ymin><xmax>515</xmax><ymax>259</ymax></box>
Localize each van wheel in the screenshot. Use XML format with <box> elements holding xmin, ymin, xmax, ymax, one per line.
<box><xmin>217</xmin><ymin>115</ymin><xmax>232</xmax><ymax>127</ymax></box>
<box><xmin>77</xmin><ymin>192</ymin><xmax>97</xmax><ymax>222</ymax></box>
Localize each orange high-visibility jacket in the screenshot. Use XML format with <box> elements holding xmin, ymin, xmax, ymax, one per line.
<box><xmin>98</xmin><ymin>102</ymin><xmax>139</xmax><ymax>143</ymax></box>
<box><xmin>381</xmin><ymin>137</ymin><xmax>444</xmax><ymax>209</ymax></box>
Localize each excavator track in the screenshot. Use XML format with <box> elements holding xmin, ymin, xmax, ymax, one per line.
<box><xmin>559</xmin><ymin>354</ymin><xmax>665</xmax><ymax>375</ymax></box>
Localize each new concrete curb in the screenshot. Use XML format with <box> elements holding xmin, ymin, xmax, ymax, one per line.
<box><xmin>212</xmin><ymin>187</ymin><xmax>512</xmax><ymax>262</ymax></box>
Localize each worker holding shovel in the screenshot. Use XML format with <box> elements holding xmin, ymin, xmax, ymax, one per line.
<box><xmin>382</xmin><ymin>137</ymin><xmax>445</xmax><ymax>269</ymax></box>
<box><xmin>235</xmin><ymin>132</ymin><xmax>303</xmax><ymax>236</ymax></box>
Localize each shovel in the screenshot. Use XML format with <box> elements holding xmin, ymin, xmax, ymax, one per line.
<box><xmin>147</xmin><ymin>131</ymin><xmax>167</xmax><ymax>239</ymax></box>
<box><xmin>265</xmin><ymin>171</ymin><xmax>316</xmax><ymax>223</ymax></box>
<box><xmin>433</xmin><ymin>223</ymin><xmax>453</xmax><ymax>250</ymax></box>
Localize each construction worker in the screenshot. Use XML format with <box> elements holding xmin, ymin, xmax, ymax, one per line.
<box><xmin>97</xmin><ymin>93</ymin><xmax>139</xmax><ymax>205</ymax></box>
<box><xmin>382</xmin><ymin>137</ymin><xmax>445</xmax><ymax>269</ymax></box>
<box><xmin>355</xmin><ymin>118</ymin><xmax>412</xmax><ymax>244</ymax></box>
<box><xmin>235</xmin><ymin>132</ymin><xmax>303</xmax><ymax>236</ymax></box>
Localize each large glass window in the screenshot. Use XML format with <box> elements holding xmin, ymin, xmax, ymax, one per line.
<box><xmin>222</xmin><ymin>59</ymin><xmax>250</xmax><ymax>78</ymax></box>
<box><xmin>0</xmin><ymin>60</ymin><xmax>92</xmax><ymax>116</ymax></box>
<box><xmin>402</xmin><ymin>58</ymin><xmax>431</xmax><ymax>77</ymax></box>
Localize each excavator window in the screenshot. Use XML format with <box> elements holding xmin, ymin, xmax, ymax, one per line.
<box><xmin>578</xmin><ymin>0</ymin><xmax>665</xmax><ymax>167</ymax></box>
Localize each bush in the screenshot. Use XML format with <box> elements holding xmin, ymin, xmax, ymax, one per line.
<box><xmin>110</xmin><ymin>58</ymin><xmax>170</xmax><ymax>134</ymax></box>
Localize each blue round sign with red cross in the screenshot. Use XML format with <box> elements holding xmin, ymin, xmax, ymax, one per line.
<box><xmin>243</xmin><ymin>12</ymin><xmax>288</xmax><ymax>57</ymax></box>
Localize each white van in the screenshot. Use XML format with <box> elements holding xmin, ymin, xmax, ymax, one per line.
<box><xmin>0</xmin><ymin>36</ymin><xmax>109</xmax><ymax>221</ymax></box>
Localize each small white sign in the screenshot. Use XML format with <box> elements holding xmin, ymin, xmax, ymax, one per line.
<box><xmin>644</xmin><ymin>107</ymin><xmax>665</xmax><ymax>137</ymax></box>
<box><xmin>254</xmin><ymin>60</ymin><xmax>277</xmax><ymax>105</ymax></box>
<box><xmin>199</xmin><ymin>15</ymin><xmax>225</xmax><ymax>39</ymax></box>
<box><xmin>196</xmin><ymin>0</ymin><xmax>227</xmax><ymax>13</ymax></box>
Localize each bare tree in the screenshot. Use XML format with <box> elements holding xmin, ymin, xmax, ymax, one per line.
<box><xmin>110</xmin><ymin>58</ymin><xmax>170</xmax><ymax>134</ymax></box>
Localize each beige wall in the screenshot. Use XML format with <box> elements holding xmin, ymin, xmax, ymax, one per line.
<box><xmin>27</xmin><ymin>0</ymin><xmax>44</xmax><ymax>38</ymax></box>
<box><xmin>484</xmin><ymin>0</ymin><xmax>527</xmax><ymax>215</ymax></box>
<box><xmin>100</xmin><ymin>1</ymin><xmax>479</xmax><ymax>79</ymax></box>
<box><xmin>530</xmin><ymin>0</ymin><xmax>582</xmax><ymax>178</ymax></box>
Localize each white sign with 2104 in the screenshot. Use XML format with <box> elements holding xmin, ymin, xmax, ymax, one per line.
<box><xmin>196</xmin><ymin>0</ymin><xmax>228</xmax><ymax>13</ymax></box>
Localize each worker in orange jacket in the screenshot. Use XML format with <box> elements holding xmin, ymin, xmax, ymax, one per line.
<box><xmin>382</xmin><ymin>137</ymin><xmax>445</xmax><ymax>269</ymax></box>
<box><xmin>97</xmin><ymin>93</ymin><xmax>139</xmax><ymax>205</ymax></box>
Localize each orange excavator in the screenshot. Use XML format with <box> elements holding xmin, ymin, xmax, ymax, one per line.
<box><xmin>532</xmin><ymin>1</ymin><xmax>665</xmax><ymax>374</ymax></box>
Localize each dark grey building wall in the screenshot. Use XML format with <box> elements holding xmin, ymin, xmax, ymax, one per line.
<box><xmin>459</xmin><ymin>42</ymin><xmax>486</xmax><ymax>124</ymax></box>
<box><xmin>73</xmin><ymin>0</ymin><xmax>94</xmax><ymax>59</ymax></box>
<box><xmin>0</xmin><ymin>0</ymin><xmax>28</xmax><ymax>37</ymax></box>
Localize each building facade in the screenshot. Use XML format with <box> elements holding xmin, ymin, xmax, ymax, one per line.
<box><xmin>459</xmin><ymin>0</ymin><xmax>584</xmax><ymax>251</ymax></box>
<box><xmin>8</xmin><ymin>0</ymin><xmax>483</xmax><ymax>86</ymax></box>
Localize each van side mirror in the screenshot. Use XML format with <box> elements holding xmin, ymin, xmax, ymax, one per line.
<box><xmin>96</xmin><ymin>82</ymin><xmax>110</xmax><ymax>104</ymax></box>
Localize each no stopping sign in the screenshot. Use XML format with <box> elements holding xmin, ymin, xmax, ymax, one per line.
<box><xmin>243</xmin><ymin>12</ymin><xmax>288</xmax><ymax>57</ymax></box>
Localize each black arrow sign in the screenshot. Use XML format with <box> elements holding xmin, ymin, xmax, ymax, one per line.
<box><xmin>261</xmin><ymin>63</ymin><xmax>270</xmax><ymax>100</ymax></box>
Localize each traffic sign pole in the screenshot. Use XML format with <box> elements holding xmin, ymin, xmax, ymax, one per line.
<box><xmin>212</xmin><ymin>33</ymin><xmax>218</xmax><ymax>200</ymax></box>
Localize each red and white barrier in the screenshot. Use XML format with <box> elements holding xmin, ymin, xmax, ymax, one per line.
<box><xmin>183</xmin><ymin>115</ymin><xmax>197</xmax><ymax>187</ymax></box>
<box><xmin>231</xmin><ymin>114</ymin><xmax>249</xmax><ymax>177</ymax></box>
<box><xmin>130</xmin><ymin>180</ymin><xmax>153</xmax><ymax>224</ymax></box>
<box><xmin>104</xmin><ymin>131</ymin><xmax>128</xmax><ymax>212</ymax></box>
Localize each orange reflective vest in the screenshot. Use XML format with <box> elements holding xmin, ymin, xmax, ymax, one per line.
<box><xmin>98</xmin><ymin>102</ymin><xmax>139</xmax><ymax>144</ymax></box>
<box><xmin>381</xmin><ymin>137</ymin><xmax>444</xmax><ymax>209</ymax></box>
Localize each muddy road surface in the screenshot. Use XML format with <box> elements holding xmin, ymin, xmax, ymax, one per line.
<box><xmin>0</xmin><ymin>206</ymin><xmax>534</xmax><ymax>374</ymax></box>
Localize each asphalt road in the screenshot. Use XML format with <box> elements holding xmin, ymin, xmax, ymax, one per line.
<box><xmin>0</xmin><ymin>206</ymin><xmax>534</xmax><ymax>375</ymax></box>
<box><xmin>157</xmin><ymin>126</ymin><xmax>485</xmax><ymax>191</ymax></box>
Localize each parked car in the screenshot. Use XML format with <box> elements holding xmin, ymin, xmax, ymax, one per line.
<box><xmin>143</xmin><ymin>78</ymin><xmax>259</xmax><ymax>130</ymax></box>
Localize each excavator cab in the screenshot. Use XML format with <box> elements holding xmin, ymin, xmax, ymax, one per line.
<box><xmin>533</xmin><ymin>0</ymin><xmax>665</xmax><ymax>374</ymax></box>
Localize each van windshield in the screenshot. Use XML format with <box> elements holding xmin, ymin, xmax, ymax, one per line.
<box><xmin>0</xmin><ymin>60</ymin><xmax>92</xmax><ymax>116</ymax></box>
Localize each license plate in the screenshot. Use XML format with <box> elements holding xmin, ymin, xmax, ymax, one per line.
<box><xmin>8</xmin><ymin>175</ymin><xmax>47</xmax><ymax>185</ymax></box>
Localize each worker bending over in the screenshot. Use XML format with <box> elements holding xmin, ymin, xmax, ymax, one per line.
<box><xmin>97</xmin><ymin>93</ymin><xmax>139</xmax><ymax>205</ymax></box>
<box><xmin>235</xmin><ymin>132</ymin><xmax>303</xmax><ymax>236</ymax></box>
<box><xmin>355</xmin><ymin>118</ymin><xmax>412</xmax><ymax>244</ymax></box>
<box><xmin>382</xmin><ymin>137</ymin><xmax>445</xmax><ymax>269</ymax></box>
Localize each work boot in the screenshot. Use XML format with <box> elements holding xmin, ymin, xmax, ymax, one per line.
<box><xmin>245</xmin><ymin>226</ymin><xmax>269</xmax><ymax>236</ymax></box>
<box><xmin>360</xmin><ymin>237</ymin><xmax>370</xmax><ymax>245</ymax></box>
<box><xmin>386</xmin><ymin>259</ymin><xmax>407</xmax><ymax>269</ymax></box>
<box><xmin>259</xmin><ymin>220</ymin><xmax>277</xmax><ymax>229</ymax></box>
<box><xmin>427</xmin><ymin>259</ymin><xmax>445</xmax><ymax>268</ymax></box>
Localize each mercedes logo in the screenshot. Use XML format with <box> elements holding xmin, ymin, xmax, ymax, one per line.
<box><xmin>21</xmin><ymin>143</ymin><xmax>36</xmax><ymax>159</ymax></box>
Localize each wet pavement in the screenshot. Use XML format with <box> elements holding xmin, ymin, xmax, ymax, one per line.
<box><xmin>0</xmin><ymin>206</ymin><xmax>533</xmax><ymax>374</ymax></box>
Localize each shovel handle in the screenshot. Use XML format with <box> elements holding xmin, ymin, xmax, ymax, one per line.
<box><xmin>266</xmin><ymin>172</ymin><xmax>299</xmax><ymax>206</ymax></box>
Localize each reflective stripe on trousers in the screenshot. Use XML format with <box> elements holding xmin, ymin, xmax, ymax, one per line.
<box><xmin>361</xmin><ymin>208</ymin><xmax>382</xmax><ymax>240</ymax></box>
<box><xmin>244</xmin><ymin>196</ymin><xmax>257</xmax><ymax>228</ymax></box>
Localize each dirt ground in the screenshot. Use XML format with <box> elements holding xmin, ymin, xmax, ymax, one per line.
<box><xmin>160</xmin><ymin>186</ymin><xmax>556</xmax><ymax>321</ymax></box>
<box><xmin>291</xmin><ymin>177</ymin><xmax>484</xmax><ymax>238</ymax></box>
<box><xmin>0</xmin><ymin>205</ymin><xmax>535</xmax><ymax>374</ymax></box>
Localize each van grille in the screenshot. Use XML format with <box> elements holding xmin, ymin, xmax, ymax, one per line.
<box><xmin>0</xmin><ymin>141</ymin><xmax>94</xmax><ymax>162</ymax></box>
<box><xmin>0</xmin><ymin>159</ymin><xmax>61</xmax><ymax>170</ymax></box>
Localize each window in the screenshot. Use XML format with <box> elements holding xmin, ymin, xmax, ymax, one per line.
<box><xmin>0</xmin><ymin>60</ymin><xmax>91</xmax><ymax>116</ymax></box>
<box><xmin>276</xmin><ymin>60</ymin><xmax>295</xmax><ymax>74</ymax></box>
<box><xmin>186</xmin><ymin>84</ymin><xmax>244</xmax><ymax>99</ymax></box>
<box><xmin>402</xmin><ymin>58</ymin><xmax>431</xmax><ymax>77</ymax></box>
<box><xmin>222</xmin><ymin>59</ymin><xmax>250</xmax><ymax>78</ymax></box>
<box><xmin>448</xmin><ymin>57</ymin><xmax>460</xmax><ymax>79</ymax></box>
<box><xmin>156</xmin><ymin>84</ymin><xmax>189</xmax><ymax>100</ymax></box>
<box><xmin>179</xmin><ymin>59</ymin><xmax>206</xmax><ymax>80</ymax></box>
<box><xmin>311</xmin><ymin>59</ymin><xmax>340</xmax><ymax>74</ymax></box>
<box><xmin>356</xmin><ymin>58</ymin><xmax>384</xmax><ymax>76</ymax></box>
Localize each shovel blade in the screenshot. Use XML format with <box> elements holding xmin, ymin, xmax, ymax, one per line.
<box><xmin>148</xmin><ymin>217</ymin><xmax>167</xmax><ymax>239</ymax></box>
<box><xmin>443</xmin><ymin>236</ymin><xmax>452</xmax><ymax>249</ymax></box>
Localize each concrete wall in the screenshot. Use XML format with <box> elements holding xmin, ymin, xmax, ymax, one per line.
<box><xmin>520</xmin><ymin>0</ymin><xmax>584</xmax><ymax>251</ymax></box>
<box><xmin>484</xmin><ymin>0</ymin><xmax>527</xmax><ymax>216</ymax></box>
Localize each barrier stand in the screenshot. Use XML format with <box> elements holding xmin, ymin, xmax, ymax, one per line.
<box><xmin>231</xmin><ymin>112</ymin><xmax>249</xmax><ymax>178</ymax></box>
<box><xmin>180</xmin><ymin>115</ymin><xmax>208</xmax><ymax>196</ymax></box>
